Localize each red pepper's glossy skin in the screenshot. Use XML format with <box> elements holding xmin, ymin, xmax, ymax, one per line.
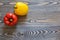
<box><xmin>4</xmin><ymin>13</ymin><xmax>18</xmax><ymax>26</ymax></box>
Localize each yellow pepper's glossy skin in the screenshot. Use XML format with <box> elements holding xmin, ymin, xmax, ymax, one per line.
<box><xmin>14</xmin><ymin>2</ymin><xmax>28</xmax><ymax>16</ymax></box>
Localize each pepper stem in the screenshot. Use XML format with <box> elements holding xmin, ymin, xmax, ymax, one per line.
<box><xmin>9</xmin><ymin>19</ymin><xmax>13</xmax><ymax>22</ymax></box>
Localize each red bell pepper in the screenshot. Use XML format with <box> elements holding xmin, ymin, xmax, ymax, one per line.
<box><xmin>4</xmin><ymin>13</ymin><xmax>18</xmax><ymax>26</ymax></box>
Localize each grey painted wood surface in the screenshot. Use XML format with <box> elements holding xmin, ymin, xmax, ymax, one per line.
<box><xmin>0</xmin><ymin>0</ymin><xmax>60</xmax><ymax>40</ymax></box>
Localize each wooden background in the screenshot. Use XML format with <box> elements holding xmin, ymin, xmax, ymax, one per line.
<box><xmin>0</xmin><ymin>0</ymin><xmax>60</xmax><ymax>40</ymax></box>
